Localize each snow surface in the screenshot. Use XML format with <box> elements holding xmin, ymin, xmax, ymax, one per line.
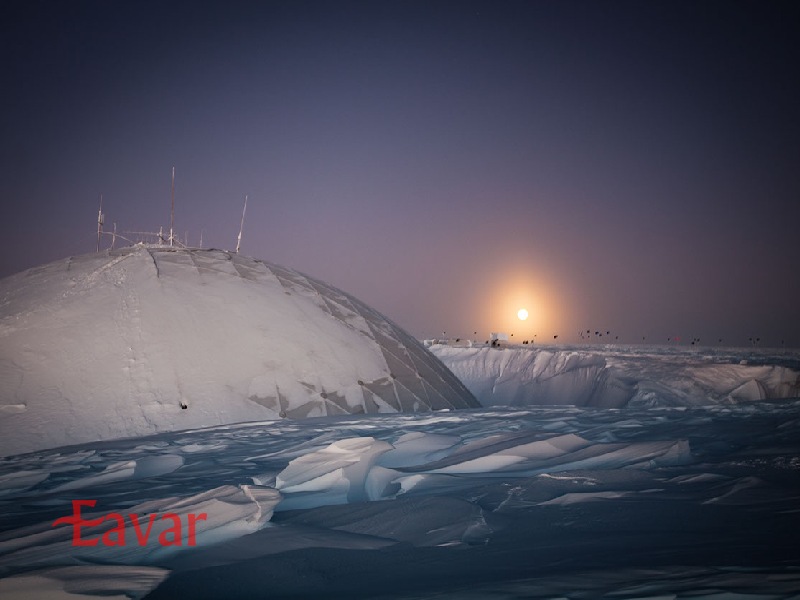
<box><xmin>430</xmin><ymin>343</ymin><xmax>800</xmax><ymax>408</ymax></box>
<box><xmin>1</xmin><ymin>398</ymin><xmax>799</xmax><ymax>598</ymax></box>
<box><xmin>2</xmin><ymin>248</ymin><xmax>800</xmax><ymax>597</ymax></box>
<box><xmin>0</xmin><ymin>246</ymin><xmax>477</xmax><ymax>456</ymax></box>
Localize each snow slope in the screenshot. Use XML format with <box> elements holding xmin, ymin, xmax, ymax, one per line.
<box><xmin>0</xmin><ymin>246</ymin><xmax>477</xmax><ymax>456</ymax></box>
<box><xmin>430</xmin><ymin>344</ymin><xmax>800</xmax><ymax>408</ymax></box>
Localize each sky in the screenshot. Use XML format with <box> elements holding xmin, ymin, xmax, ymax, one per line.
<box><xmin>1</xmin><ymin>0</ymin><xmax>799</xmax><ymax>347</ymax></box>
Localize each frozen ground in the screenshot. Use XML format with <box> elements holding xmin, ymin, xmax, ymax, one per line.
<box><xmin>1</xmin><ymin>396</ymin><xmax>799</xmax><ymax>599</ymax></box>
<box><xmin>2</xmin><ymin>251</ymin><xmax>799</xmax><ymax>599</ymax></box>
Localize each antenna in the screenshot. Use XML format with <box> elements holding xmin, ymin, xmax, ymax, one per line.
<box><xmin>169</xmin><ymin>166</ymin><xmax>175</xmax><ymax>247</ymax></box>
<box><xmin>96</xmin><ymin>194</ymin><xmax>104</xmax><ymax>252</ymax></box>
<box><xmin>236</xmin><ymin>194</ymin><xmax>248</xmax><ymax>254</ymax></box>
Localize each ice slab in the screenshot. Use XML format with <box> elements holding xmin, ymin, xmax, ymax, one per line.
<box><xmin>377</xmin><ymin>432</ymin><xmax>461</xmax><ymax>467</ymax></box>
<box><xmin>276</xmin><ymin>437</ymin><xmax>393</xmax><ymax>509</ymax></box>
<box><xmin>280</xmin><ymin>495</ymin><xmax>492</xmax><ymax>547</ymax></box>
<box><xmin>0</xmin><ymin>565</ymin><xmax>168</xmax><ymax>600</ymax></box>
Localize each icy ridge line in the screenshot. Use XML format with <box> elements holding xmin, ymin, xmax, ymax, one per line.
<box><xmin>429</xmin><ymin>345</ymin><xmax>800</xmax><ymax>408</ymax></box>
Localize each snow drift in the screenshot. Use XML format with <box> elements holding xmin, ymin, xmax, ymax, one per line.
<box><xmin>0</xmin><ymin>246</ymin><xmax>477</xmax><ymax>456</ymax></box>
<box><xmin>2</xmin><ymin>402</ymin><xmax>799</xmax><ymax>599</ymax></box>
<box><xmin>430</xmin><ymin>344</ymin><xmax>800</xmax><ymax>408</ymax></box>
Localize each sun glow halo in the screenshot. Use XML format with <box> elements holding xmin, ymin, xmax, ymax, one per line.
<box><xmin>481</xmin><ymin>264</ymin><xmax>567</xmax><ymax>340</ymax></box>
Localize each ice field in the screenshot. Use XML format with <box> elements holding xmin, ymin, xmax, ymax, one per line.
<box><xmin>430</xmin><ymin>343</ymin><xmax>800</xmax><ymax>408</ymax></box>
<box><xmin>1</xmin><ymin>248</ymin><xmax>799</xmax><ymax>598</ymax></box>
<box><xmin>1</xmin><ymin>392</ymin><xmax>799</xmax><ymax>598</ymax></box>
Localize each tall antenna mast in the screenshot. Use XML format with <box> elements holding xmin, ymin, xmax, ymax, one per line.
<box><xmin>169</xmin><ymin>166</ymin><xmax>175</xmax><ymax>247</ymax></box>
<box><xmin>96</xmin><ymin>194</ymin><xmax>104</xmax><ymax>252</ymax></box>
<box><xmin>236</xmin><ymin>194</ymin><xmax>248</xmax><ymax>254</ymax></box>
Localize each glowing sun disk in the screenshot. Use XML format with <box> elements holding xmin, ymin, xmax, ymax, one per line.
<box><xmin>517</xmin><ymin>308</ymin><xmax>528</xmax><ymax>321</ymax></box>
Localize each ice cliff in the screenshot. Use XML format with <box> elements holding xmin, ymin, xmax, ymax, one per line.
<box><xmin>429</xmin><ymin>344</ymin><xmax>800</xmax><ymax>408</ymax></box>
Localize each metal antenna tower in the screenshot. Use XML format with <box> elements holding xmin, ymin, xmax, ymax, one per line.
<box><xmin>169</xmin><ymin>167</ymin><xmax>176</xmax><ymax>247</ymax></box>
<box><xmin>236</xmin><ymin>195</ymin><xmax>248</xmax><ymax>254</ymax></box>
<box><xmin>96</xmin><ymin>194</ymin><xmax>104</xmax><ymax>252</ymax></box>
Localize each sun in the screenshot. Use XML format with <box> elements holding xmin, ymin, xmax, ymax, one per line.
<box><xmin>517</xmin><ymin>308</ymin><xmax>528</xmax><ymax>321</ymax></box>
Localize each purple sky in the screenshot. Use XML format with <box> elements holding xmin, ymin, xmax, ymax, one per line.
<box><xmin>2</xmin><ymin>1</ymin><xmax>799</xmax><ymax>347</ymax></box>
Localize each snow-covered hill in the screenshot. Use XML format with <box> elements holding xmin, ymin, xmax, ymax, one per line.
<box><xmin>429</xmin><ymin>344</ymin><xmax>800</xmax><ymax>408</ymax></box>
<box><xmin>0</xmin><ymin>246</ymin><xmax>477</xmax><ymax>456</ymax></box>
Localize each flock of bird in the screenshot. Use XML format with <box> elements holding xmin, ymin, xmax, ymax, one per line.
<box><xmin>439</xmin><ymin>330</ymin><xmax>778</xmax><ymax>348</ymax></box>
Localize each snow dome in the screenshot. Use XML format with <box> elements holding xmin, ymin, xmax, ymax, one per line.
<box><xmin>0</xmin><ymin>245</ymin><xmax>478</xmax><ymax>456</ymax></box>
